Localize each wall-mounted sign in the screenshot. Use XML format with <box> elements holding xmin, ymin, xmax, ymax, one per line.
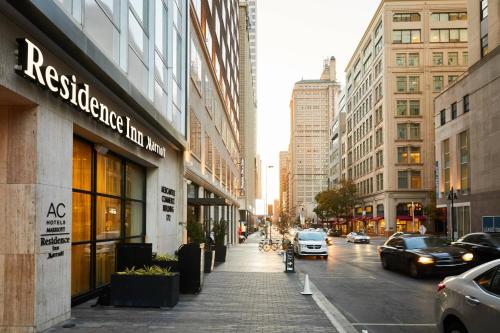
<box><xmin>42</xmin><ymin>202</ymin><xmax>70</xmax><ymax>260</ymax></box>
<box><xmin>15</xmin><ymin>38</ymin><xmax>166</xmax><ymax>158</ymax></box>
<box><xmin>161</xmin><ymin>186</ymin><xmax>176</xmax><ymax>221</ymax></box>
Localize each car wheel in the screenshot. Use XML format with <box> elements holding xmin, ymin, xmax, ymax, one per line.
<box><xmin>409</xmin><ymin>261</ymin><xmax>420</xmax><ymax>278</ymax></box>
<box><xmin>381</xmin><ymin>255</ymin><xmax>390</xmax><ymax>270</ymax></box>
<box><xmin>444</xmin><ymin>318</ymin><xmax>468</xmax><ymax>333</ymax></box>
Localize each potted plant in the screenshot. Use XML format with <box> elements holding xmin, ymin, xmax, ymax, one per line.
<box><xmin>111</xmin><ymin>266</ymin><xmax>179</xmax><ymax>308</ymax></box>
<box><xmin>213</xmin><ymin>219</ymin><xmax>227</xmax><ymax>262</ymax></box>
<box><xmin>179</xmin><ymin>209</ymin><xmax>205</xmax><ymax>293</ymax></box>
<box><xmin>152</xmin><ymin>253</ymin><xmax>179</xmax><ymax>272</ymax></box>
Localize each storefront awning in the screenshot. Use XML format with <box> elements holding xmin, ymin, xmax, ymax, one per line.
<box><xmin>187</xmin><ymin>197</ymin><xmax>232</xmax><ymax>206</ymax></box>
<box><xmin>396</xmin><ymin>215</ymin><xmax>427</xmax><ymax>221</ymax></box>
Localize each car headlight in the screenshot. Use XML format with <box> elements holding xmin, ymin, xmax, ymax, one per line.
<box><xmin>417</xmin><ymin>256</ymin><xmax>434</xmax><ymax>264</ymax></box>
<box><xmin>462</xmin><ymin>253</ymin><xmax>474</xmax><ymax>262</ymax></box>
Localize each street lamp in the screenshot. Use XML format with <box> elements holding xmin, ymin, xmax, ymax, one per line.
<box><xmin>447</xmin><ymin>187</ymin><xmax>458</xmax><ymax>241</ymax></box>
<box><xmin>265</xmin><ymin>165</ymin><xmax>274</xmax><ymax>239</ymax></box>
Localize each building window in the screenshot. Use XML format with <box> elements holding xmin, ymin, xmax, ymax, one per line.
<box><xmin>393</xmin><ymin>13</ymin><xmax>421</xmax><ymax>22</ymax></box>
<box><xmin>376</xmin><ymin>150</ymin><xmax>383</xmax><ymax>168</ymax></box>
<box><xmin>463</xmin><ymin>52</ymin><xmax>468</xmax><ymax>65</ymax></box>
<box><xmin>190</xmin><ymin>113</ymin><xmax>202</xmax><ymax>159</ymax></box>
<box><xmin>190</xmin><ymin>40</ymin><xmax>202</xmax><ymax>92</ymax></box>
<box><xmin>398</xmin><ymin>170</ymin><xmax>421</xmax><ymax>189</ymax></box>
<box><xmin>375</xmin><ymin>20</ymin><xmax>382</xmax><ymax>36</ymax></box>
<box><xmin>431</xmin><ymin>12</ymin><xmax>468</xmax><ymax>21</ymax></box>
<box><xmin>433</xmin><ymin>52</ymin><xmax>444</xmax><ymax>65</ymax></box>
<box><xmin>397</xmin><ymin>123</ymin><xmax>420</xmax><ymax>140</ymax></box>
<box><xmin>396</xmin><ymin>76</ymin><xmax>407</xmax><ymax>92</ymax></box>
<box><xmin>481</xmin><ymin>0</ymin><xmax>488</xmax><ymax>20</ymax></box>
<box><xmin>397</xmin><ymin>100</ymin><xmax>407</xmax><ymax>116</ymax></box>
<box><xmin>443</xmin><ymin>139</ymin><xmax>450</xmax><ymax>193</ymax></box>
<box><xmin>72</xmin><ymin>137</ymin><xmax>146</xmax><ymax>297</ymax></box>
<box><xmin>440</xmin><ymin>109</ymin><xmax>446</xmax><ymax>126</ymax></box>
<box><xmin>408</xmin><ymin>53</ymin><xmax>419</xmax><ymax>66</ymax></box>
<box><xmin>449</xmin><ymin>75</ymin><xmax>458</xmax><ymax>84</ymax></box>
<box><xmin>397</xmin><ymin>146</ymin><xmax>421</xmax><ymax>164</ymax></box>
<box><xmin>430</xmin><ymin>29</ymin><xmax>468</xmax><ymax>43</ymax></box>
<box><xmin>376</xmin><ymin>174</ymin><xmax>383</xmax><ymax>191</ymax></box>
<box><xmin>459</xmin><ymin>130</ymin><xmax>470</xmax><ymax>194</ymax></box>
<box><xmin>205</xmin><ymin>134</ymin><xmax>213</xmax><ymax>172</ymax></box>
<box><xmin>481</xmin><ymin>34</ymin><xmax>489</xmax><ymax>57</ymax></box>
<box><xmin>396</xmin><ymin>53</ymin><xmax>406</xmax><ymax>66</ymax></box>
<box><xmin>375</xmin><ymin>60</ymin><xmax>382</xmax><ymax>76</ymax></box>
<box><xmin>433</xmin><ymin>76</ymin><xmax>444</xmax><ymax>92</ymax></box>
<box><xmin>393</xmin><ymin>29</ymin><xmax>421</xmax><ymax>44</ymax></box>
<box><xmin>375</xmin><ymin>128</ymin><xmax>383</xmax><ymax>146</ymax></box>
<box><xmin>448</xmin><ymin>52</ymin><xmax>458</xmax><ymax>65</ymax></box>
<box><xmin>409</xmin><ymin>76</ymin><xmax>419</xmax><ymax>93</ymax></box>
<box><xmin>397</xmin><ymin>100</ymin><xmax>420</xmax><ymax>116</ymax></box>
<box><xmin>374</xmin><ymin>38</ymin><xmax>383</xmax><ymax>56</ymax></box>
<box><xmin>409</xmin><ymin>100</ymin><xmax>420</xmax><ymax>115</ymax></box>
<box><xmin>451</xmin><ymin>102</ymin><xmax>458</xmax><ymax>119</ymax></box>
<box><xmin>463</xmin><ymin>95</ymin><xmax>470</xmax><ymax>113</ymax></box>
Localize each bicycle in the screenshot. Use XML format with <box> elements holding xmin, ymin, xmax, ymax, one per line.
<box><xmin>258</xmin><ymin>239</ymin><xmax>272</xmax><ymax>252</ymax></box>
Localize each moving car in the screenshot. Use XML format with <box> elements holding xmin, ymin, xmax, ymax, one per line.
<box><xmin>378</xmin><ymin>235</ymin><xmax>474</xmax><ymax>278</ymax></box>
<box><xmin>435</xmin><ymin>259</ymin><xmax>500</xmax><ymax>333</ymax></box>
<box><xmin>346</xmin><ymin>232</ymin><xmax>370</xmax><ymax>243</ymax></box>
<box><xmin>293</xmin><ymin>230</ymin><xmax>328</xmax><ymax>259</ymax></box>
<box><xmin>453</xmin><ymin>232</ymin><xmax>500</xmax><ymax>266</ymax></box>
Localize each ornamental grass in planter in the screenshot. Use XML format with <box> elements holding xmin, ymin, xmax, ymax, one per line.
<box><xmin>111</xmin><ymin>266</ymin><xmax>179</xmax><ymax>308</ymax></box>
<box><xmin>152</xmin><ymin>253</ymin><xmax>179</xmax><ymax>272</ymax></box>
<box><xmin>213</xmin><ymin>220</ymin><xmax>227</xmax><ymax>263</ymax></box>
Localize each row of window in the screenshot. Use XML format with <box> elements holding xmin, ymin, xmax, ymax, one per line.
<box><xmin>392</xmin><ymin>28</ymin><xmax>468</xmax><ymax>44</ymax></box>
<box><xmin>439</xmin><ymin>95</ymin><xmax>470</xmax><ymax>126</ymax></box>
<box><xmin>442</xmin><ymin>130</ymin><xmax>470</xmax><ymax>195</ymax></box>
<box><xmin>392</xmin><ymin>12</ymin><xmax>467</xmax><ymax>22</ymax></box>
<box><xmin>395</xmin><ymin>51</ymin><xmax>468</xmax><ymax>67</ymax></box>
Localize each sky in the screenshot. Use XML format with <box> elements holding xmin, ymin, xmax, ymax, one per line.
<box><xmin>256</xmin><ymin>0</ymin><xmax>381</xmax><ymax>213</ymax></box>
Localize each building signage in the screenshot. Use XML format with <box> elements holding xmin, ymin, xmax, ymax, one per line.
<box><xmin>15</xmin><ymin>38</ymin><xmax>166</xmax><ymax>158</ymax></box>
<box><xmin>161</xmin><ymin>186</ymin><xmax>176</xmax><ymax>221</ymax></box>
<box><xmin>42</xmin><ymin>202</ymin><xmax>70</xmax><ymax>259</ymax></box>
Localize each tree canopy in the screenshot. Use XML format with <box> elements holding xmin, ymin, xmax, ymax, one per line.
<box><xmin>314</xmin><ymin>180</ymin><xmax>358</xmax><ymax>221</ymax></box>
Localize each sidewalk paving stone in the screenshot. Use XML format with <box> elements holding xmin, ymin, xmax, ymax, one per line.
<box><xmin>45</xmin><ymin>234</ymin><xmax>336</xmax><ymax>333</ymax></box>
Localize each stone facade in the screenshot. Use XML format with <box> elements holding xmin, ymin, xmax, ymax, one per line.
<box><xmin>435</xmin><ymin>0</ymin><xmax>500</xmax><ymax>237</ymax></box>
<box><xmin>341</xmin><ymin>0</ymin><xmax>468</xmax><ymax>235</ymax></box>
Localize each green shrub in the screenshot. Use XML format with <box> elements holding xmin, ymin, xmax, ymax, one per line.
<box><xmin>186</xmin><ymin>209</ymin><xmax>205</xmax><ymax>244</ymax></box>
<box><xmin>116</xmin><ymin>265</ymin><xmax>174</xmax><ymax>276</ymax></box>
<box><xmin>154</xmin><ymin>253</ymin><xmax>178</xmax><ymax>262</ymax></box>
<box><xmin>213</xmin><ymin>220</ymin><xmax>227</xmax><ymax>246</ymax></box>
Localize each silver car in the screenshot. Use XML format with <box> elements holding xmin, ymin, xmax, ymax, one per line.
<box><xmin>435</xmin><ymin>259</ymin><xmax>500</xmax><ymax>333</ymax></box>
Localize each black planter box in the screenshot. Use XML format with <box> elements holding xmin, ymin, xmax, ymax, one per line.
<box><xmin>116</xmin><ymin>243</ymin><xmax>152</xmax><ymax>272</ymax></box>
<box><xmin>178</xmin><ymin>243</ymin><xmax>204</xmax><ymax>294</ymax></box>
<box><xmin>111</xmin><ymin>273</ymin><xmax>179</xmax><ymax>308</ymax></box>
<box><xmin>204</xmin><ymin>249</ymin><xmax>215</xmax><ymax>273</ymax></box>
<box><xmin>152</xmin><ymin>259</ymin><xmax>179</xmax><ymax>272</ymax></box>
<box><xmin>214</xmin><ymin>245</ymin><xmax>227</xmax><ymax>262</ymax></box>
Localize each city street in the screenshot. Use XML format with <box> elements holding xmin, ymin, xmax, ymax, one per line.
<box><xmin>295</xmin><ymin>237</ymin><xmax>440</xmax><ymax>333</ymax></box>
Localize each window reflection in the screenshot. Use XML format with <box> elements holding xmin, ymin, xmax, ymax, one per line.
<box><xmin>71</xmin><ymin>244</ymin><xmax>91</xmax><ymax>296</ymax></box>
<box><xmin>73</xmin><ymin>139</ymin><xmax>92</xmax><ymax>191</ymax></box>
<box><xmin>96</xmin><ymin>196</ymin><xmax>121</xmax><ymax>240</ymax></box>
<box><xmin>96</xmin><ymin>241</ymin><xmax>117</xmax><ymax>287</ymax></box>
<box><xmin>125</xmin><ymin>201</ymin><xmax>143</xmax><ymax>238</ymax></box>
<box><xmin>72</xmin><ymin>192</ymin><xmax>91</xmax><ymax>242</ymax></box>
<box><xmin>96</xmin><ymin>153</ymin><xmax>122</xmax><ymax>196</ymax></box>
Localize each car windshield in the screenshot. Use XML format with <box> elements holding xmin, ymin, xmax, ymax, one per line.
<box><xmin>490</xmin><ymin>234</ymin><xmax>500</xmax><ymax>246</ymax></box>
<box><xmin>404</xmin><ymin>237</ymin><xmax>449</xmax><ymax>250</ymax></box>
<box><xmin>298</xmin><ymin>232</ymin><xmax>324</xmax><ymax>241</ymax></box>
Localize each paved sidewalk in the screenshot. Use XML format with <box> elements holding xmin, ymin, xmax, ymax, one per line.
<box><xmin>45</xmin><ymin>234</ymin><xmax>336</xmax><ymax>333</ymax></box>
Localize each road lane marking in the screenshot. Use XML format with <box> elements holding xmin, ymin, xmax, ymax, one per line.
<box><xmin>313</xmin><ymin>276</ymin><xmax>377</xmax><ymax>279</ymax></box>
<box><xmin>352</xmin><ymin>323</ymin><xmax>436</xmax><ymax>327</ymax></box>
<box><xmin>298</xmin><ymin>273</ymin><xmax>358</xmax><ymax>333</ymax></box>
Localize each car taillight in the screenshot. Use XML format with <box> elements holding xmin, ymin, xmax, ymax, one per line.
<box><xmin>437</xmin><ymin>282</ymin><xmax>446</xmax><ymax>293</ymax></box>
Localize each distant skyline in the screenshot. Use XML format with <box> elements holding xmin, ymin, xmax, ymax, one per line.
<box><xmin>256</xmin><ymin>0</ymin><xmax>381</xmax><ymax>211</ymax></box>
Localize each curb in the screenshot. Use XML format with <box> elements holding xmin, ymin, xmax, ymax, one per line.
<box><xmin>297</xmin><ymin>273</ymin><xmax>358</xmax><ymax>333</ymax></box>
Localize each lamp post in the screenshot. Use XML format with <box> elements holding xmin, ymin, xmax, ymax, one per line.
<box><xmin>447</xmin><ymin>187</ymin><xmax>458</xmax><ymax>241</ymax></box>
<box><xmin>265</xmin><ymin>165</ymin><xmax>274</xmax><ymax>239</ymax></box>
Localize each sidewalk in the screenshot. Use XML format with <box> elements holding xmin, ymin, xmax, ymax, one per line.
<box><xmin>45</xmin><ymin>234</ymin><xmax>336</xmax><ymax>333</ymax></box>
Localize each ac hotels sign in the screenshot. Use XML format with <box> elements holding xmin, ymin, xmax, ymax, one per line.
<box><xmin>15</xmin><ymin>38</ymin><xmax>167</xmax><ymax>158</ymax></box>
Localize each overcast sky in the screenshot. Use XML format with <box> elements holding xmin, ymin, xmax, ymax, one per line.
<box><xmin>256</xmin><ymin>0</ymin><xmax>381</xmax><ymax>213</ymax></box>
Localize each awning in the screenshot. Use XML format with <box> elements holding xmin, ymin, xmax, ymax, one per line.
<box><xmin>396</xmin><ymin>215</ymin><xmax>427</xmax><ymax>221</ymax></box>
<box><xmin>187</xmin><ymin>197</ymin><xmax>232</xmax><ymax>206</ymax></box>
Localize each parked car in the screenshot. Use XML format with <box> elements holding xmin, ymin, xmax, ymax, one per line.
<box><xmin>378</xmin><ymin>235</ymin><xmax>474</xmax><ymax>278</ymax></box>
<box><xmin>346</xmin><ymin>232</ymin><xmax>370</xmax><ymax>243</ymax></box>
<box><xmin>327</xmin><ymin>229</ymin><xmax>341</xmax><ymax>237</ymax></box>
<box><xmin>453</xmin><ymin>232</ymin><xmax>500</xmax><ymax>266</ymax></box>
<box><xmin>435</xmin><ymin>259</ymin><xmax>500</xmax><ymax>333</ymax></box>
<box><xmin>293</xmin><ymin>231</ymin><xmax>328</xmax><ymax>259</ymax></box>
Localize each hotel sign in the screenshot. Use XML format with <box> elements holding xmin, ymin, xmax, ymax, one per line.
<box><xmin>15</xmin><ymin>38</ymin><xmax>166</xmax><ymax>158</ymax></box>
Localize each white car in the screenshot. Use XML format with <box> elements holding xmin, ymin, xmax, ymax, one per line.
<box><xmin>435</xmin><ymin>259</ymin><xmax>500</xmax><ymax>333</ymax></box>
<box><xmin>293</xmin><ymin>231</ymin><xmax>328</xmax><ymax>259</ymax></box>
<box><xmin>346</xmin><ymin>232</ymin><xmax>370</xmax><ymax>243</ymax></box>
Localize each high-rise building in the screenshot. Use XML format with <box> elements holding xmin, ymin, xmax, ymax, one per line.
<box><xmin>187</xmin><ymin>0</ymin><xmax>241</xmax><ymax>244</ymax></box>
<box><xmin>247</xmin><ymin>0</ymin><xmax>257</xmax><ymax>98</ymax></box>
<box><xmin>255</xmin><ymin>154</ymin><xmax>262</xmax><ymax>199</ymax></box>
<box><xmin>279</xmin><ymin>151</ymin><xmax>289</xmax><ymax>213</ymax></box>
<box><xmin>328</xmin><ymin>90</ymin><xmax>346</xmax><ymax>189</ymax></box>
<box><xmin>289</xmin><ymin>58</ymin><xmax>340</xmax><ymax>220</ymax></box>
<box><xmin>435</xmin><ymin>0</ymin><xmax>500</xmax><ymax>238</ymax></box>
<box><xmin>0</xmin><ymin>0</ymin><xmax>189</xmax><ymax>329</ymax></box>
<box><xmin>340</xmin><ymin>0</ymin><xmax>468</xmax><ymax>235</ymax></box>
<box><xmin>238</xmin><ymin>0</ymin><xmax>258</xmax><ymax>232</ymax></box>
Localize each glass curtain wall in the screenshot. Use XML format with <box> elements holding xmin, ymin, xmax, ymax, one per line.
<box><xmin>72</xmin><ymin>137</ymin><xmax>146</xmax><ymax>298</ymax></box>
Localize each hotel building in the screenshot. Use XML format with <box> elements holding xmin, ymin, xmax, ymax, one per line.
<box><xmin>341</xmin><ymin>0</ymin><xmax>468</xmax><ymax>235</ymax></box>
<box><xmin>0</xmin><ymin>0</ymin><xmax>189</xmax><ymax>331</ymax></box>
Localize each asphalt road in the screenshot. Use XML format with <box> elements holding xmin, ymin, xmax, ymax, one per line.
<box><xmin>295</xmin><ymin>237</ymin><xmax>441</xmax><ymax>333</ymax></box>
